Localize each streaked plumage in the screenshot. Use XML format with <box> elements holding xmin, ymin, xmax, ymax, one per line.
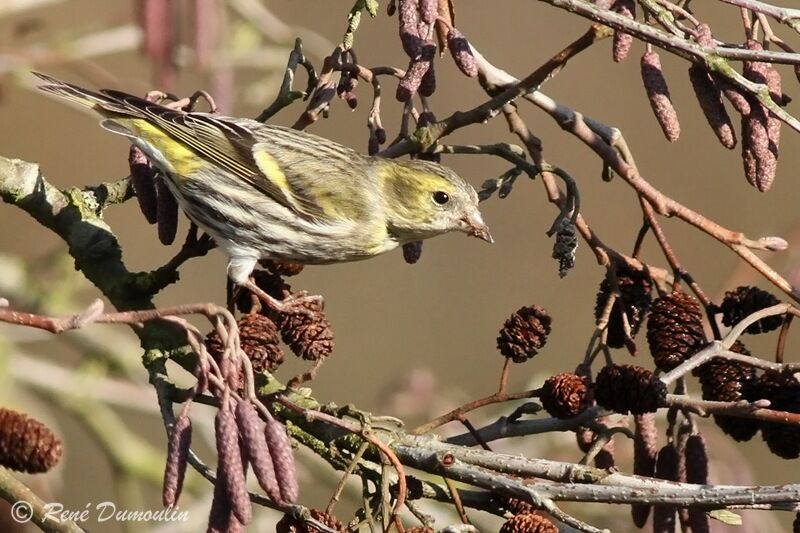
<box><xmin>35</xmin><ymin>73</ymin><xmax>492</xmax><ymax>291</ymax></box>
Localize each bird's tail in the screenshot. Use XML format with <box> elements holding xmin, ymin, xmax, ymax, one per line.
<box><xmin>33</xmin><ymin>72</ymin><xmax>143</xmax><ymax>118</ymax></box>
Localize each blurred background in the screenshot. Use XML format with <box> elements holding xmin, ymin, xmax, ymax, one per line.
<box><xmin>1</xmin><ymin>1</ymin><xmax>799</xmax><ymax>531</ymax></box>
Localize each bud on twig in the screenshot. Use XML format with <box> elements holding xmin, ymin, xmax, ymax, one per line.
<box><xmin>403</xmin><ymin>241</ymin><xmax>423</xmax><ymax>263</ymax></box>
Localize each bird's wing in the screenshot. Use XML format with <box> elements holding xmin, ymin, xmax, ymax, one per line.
<box><xmin>101</xmin><ymin>89</ymin><xmax>329</xmax><ymax>222</ymax></box>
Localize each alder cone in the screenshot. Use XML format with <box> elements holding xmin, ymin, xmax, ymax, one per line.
<box><xmin>499</xmin><ymin>513</ymin><xmax>558</xmax><ymax>533</ymax></box>
<box><xmin>594</xmin><ymin>364</ymin><xmax>666</xmax><ymax>414</ymax></box>
<box><xmin>540</xmin><ymin>372</ymin><xmax>591</xmax><ymax>419</ymax></box>
<box><xmin>497</xmin><ymin>305</ymin><xmax>552</xmax><ymax>363</ymax></box>
<box><xmin>694</xmin><ymin>341</ymin><xmax>759</xmax><ymax>442</ymax></box>
<box><xmin>757</xmin><ymin>370</ymin><xmax>800</xmax><ymax>459</ymax></box>
<box><xmin>594</xmin><ymin>267</ymin><xmax>652</xmax><ymax>348</ymax></box>
<box><xmin>720</xmin><ymin>285</ymin><xmax>784</xmax><ymax>334</ymax></box>
<box><xmin>646</xmin><ymin>291</ymin><xmax>705</xmax><ymax>371</ymax></box>
<box><xmin>276</xmin><ymin>509</ymin><xmax>345</xmax><ymax>533</ymax></box>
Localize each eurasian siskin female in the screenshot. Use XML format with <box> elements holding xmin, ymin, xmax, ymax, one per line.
<box><xmin>35</xmin><ymin>73</ymin><xmax>492</xmax><ymax>312</ymax></box>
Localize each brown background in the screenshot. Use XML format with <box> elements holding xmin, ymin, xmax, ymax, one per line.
<box><xmin>1</xmin><ymin>1</ymin><xmax>799</xmax><ymax>531</ymax></box>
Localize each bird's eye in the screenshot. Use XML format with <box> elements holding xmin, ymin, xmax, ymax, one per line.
<box><xmin>432</xmin><ymin>191</ymin><xmax>450</xmax><ymax>205</ymax></box>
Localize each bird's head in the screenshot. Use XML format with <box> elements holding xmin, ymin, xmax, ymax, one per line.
<box><xmin>377</xmin><ymin>158</ymin><xmax>492</xmax><ymax>245</ymax></box>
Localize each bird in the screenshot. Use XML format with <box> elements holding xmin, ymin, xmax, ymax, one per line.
<box><xmin>34</xmin><ymin>73</ymin><xmax>492</xmax><ymax>314</ymax></box>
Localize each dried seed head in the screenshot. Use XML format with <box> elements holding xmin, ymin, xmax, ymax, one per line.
<box><xmin>163</xmin><ymin>414</ymin><xmax>192</xmax><ymax>507</ymax></box>
<box><xmin>611</xmin><ymin>0</ymin><xmax>635</xmax><ymax>63</ymax></box>
<box><xmin>499</xmin><ymin>512</ymin><xmax>558</xmax><ymax>533</ymax></box>
<box><xmin>245</xmin><ymin>270</ymin><xmax>334</xmax><ymax>361</ymax></box>
<box><xmin>756</xmin><ymin>370</ymin><xmax>800</xmax><ymax>459</ymax></box>
<box><xmin>594</xmin><ymin>364</ymin><xmax>667</xmax><ymax>414</ymax></box>
<box><xmin>540</xmin><ymin>372</ymin><xmax>591</xmax><ymax>419</ymax></box>
<box><xmin>215</xmin><ymin>405</ymin><xmax>251</xmax><ymax>524</ymax></box>
<box><xmin>238</xmin><ymin>313</ymin><xmax>285</xmax><ymax>373</ymax></box>
<box><xmin>694</xmin><ymin>341</ymin><xmax>760</xmax><ymax>441</ymax></box>
<box><xmin>552</xmin><ymin>220</ymin><xmax>578</xmax><ymax>278</ymax></box>
<box><xmin>128</xmin><ymin>145</ymin><xmax>159</xmax><ymax>224</ymax></box>
<box><xmin>265</xmin><ymin>413</ymin><xmax>299</xmax><ymax>503</ymax></box>
<box><xmin>277</xmin><ymin>298</ymin><xmax>334</xmax><ymax>361</ymax></box>
<box><xmin>646</xmin><ymin>291</ymin><xmax>705</xmax><ymax>371</ymax></box>
<box><xmin>720</xmin><ymin>285</ymin><xmax>784</xmax><ymax>334</ymax></box>
<box><xmin>640</xmin><ymin>51</ymin><xmax>680</xmax><ymax>142</ymax></box>
<box><xmin>594</xmin><ymin>267</ymin><xmax>653</xmax><ymax>349</ymax></box>
<box><xmin>447</xmin><ymin>28</ymin><xmax>478</xmax><ymax>77</ymax></box>
<box><xmin>260</xmin><ymin>258</ymin><xmax>305</xmax><ymax>277</ymax></box>
<box><xmin>155</xmin><ymin>175</ymin><xmax>179</xmax><ymax>245</ymax></box>
<box><xmin>631</xmin><ymin>413</ymin><xmax>658</xmax><ymax>527</ymax></box>
<box><xmin>688</xmin><ymin>65</ymin><xmax>737</xmax><ymax>149</ymax></box>
<box><xmin>497</xmin><ymin>305</ymin><xmax>553</xmax><ymax>363</ymax></box>
<box><xmin>403</xmin><ymin>241</ymin><xmax>423</xmax><ymax>264</ymax></box>
<box><xmin>0</xmin><ymin>408</ymin><xmax>62</xmax><ymax>473</ymax></box>
<box><xmin>276</xmin><ymin>508</ymin><xmax>345</xmax><ymax>533</ymax></box>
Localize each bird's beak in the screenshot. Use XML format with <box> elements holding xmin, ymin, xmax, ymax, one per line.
<box><xmin>460</xmin><ymin>212</ymin><xmax>494</xmax><ymax>244</ymax></box>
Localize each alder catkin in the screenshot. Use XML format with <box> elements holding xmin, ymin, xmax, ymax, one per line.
<box><xmin>640</xmin><ymin>51</ymin><xmax>680</xmax><ymax>142</ymax></box>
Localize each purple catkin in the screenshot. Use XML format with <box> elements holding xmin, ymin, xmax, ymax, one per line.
<box><xmin>207</xmin><ymin>470</ymin><xmax>243</xmax><ymax>533</ymax></box>
<box><xmin>398</xmin><ymin>0</ymin><xmax>422</xmax><ymax>58</ymax></box>
<box><xmin>215</xmin><ymin>406</ymin><xmax>252</xmax><ymax>525</ymax></box>
<box><xmin>418</xmin><ymin>0</ymin><xmax>437</xmax><ymax>25</ymax></box>
<box><xmin>716</xmin><ymin>76</ymin><xmax>752</xmax><ymax>115</ymax></box>
<box><xmin>264</xmin><ymin>412</ymin><xmax>299</xmax><ymax>504</ymax></box>
<box><xmin>612</xmin><ymin>0</ymin><xmax>635</xmax><ymax>63</ymax></box>
<box><xmin>685</xmin><ymin>434</ymin><xmax>711</xmax><ymax>533</ymax></box>
<box><xmin>688</xmin><ymin>65</ymin><xmax>737</xmax><ymax>149</ymax></box>
<box><xmin>640</xmin><ymin>51</ymin><xmax>680</xmax><ymax>142</ymax></box>
<box><xmin>397</xmin><ymin>55</ymin><xmax>433</xmax><ymax>101</ymax></box>
<box><xmin>128</xmin><ymin>146</ymin><xmax>159</xmax><ymax>224</ymax></box>
<box><xmin>419</xmin><ymin>62</ymin><xmax>436</xmax><ymax>97</ymax></box>
<box><xmin>742</xmin><ymin>39</ymin><xmax>781</xmax><ymax>192</ymax></box>
<box><xmin>631</xmin><ymin>413</ymin><xmax>658</xmax><ymax>527</ymax></box>
<box><xmin>155</xmin><ymin>175</ymin><xmax>179</xmax><ymax>245</ymax></box>
<box><xmin>234</xmin><ymin>400</ymin><xmax>281</xmax><ymax>503</ymax></box>
<box><xmin>653</xmin><ymin>445</ymin><xmax>679</xmax><ymax>533</ymax></box>
<box><xmin>163</xmin><ymin>415</ymin><xmax>192</xmax><ymax>507</ymax></box>
<box><xmin>447</xmin><ymin>28</ymin><xmax>477</xmax><ymax>77</ymax></box>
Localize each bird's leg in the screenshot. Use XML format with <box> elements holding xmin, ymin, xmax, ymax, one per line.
<box><xmin>241</xmin><ymin>279</ymin><xmax>322</xmax><ymax>318</ymax></box>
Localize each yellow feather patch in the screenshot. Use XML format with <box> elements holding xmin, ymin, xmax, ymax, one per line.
<box><xmin>129</xmin><ymin>120</ymin><xmax>204</xmax><ymax>175</ymax></box>
<box><xmin>253</xmin><ymin>150</ymin><xmax>291</xmax><ymax>195</ymax></box>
